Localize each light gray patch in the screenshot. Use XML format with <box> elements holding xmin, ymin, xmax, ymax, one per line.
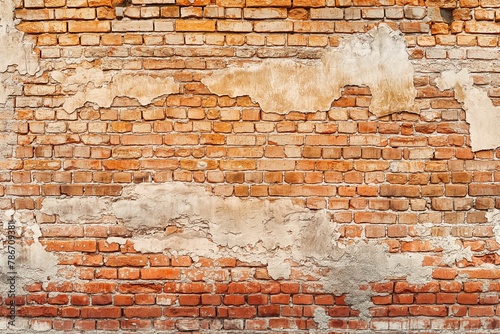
<box><xmin>313</xmin><ymin>308</ymin><xmax>331</xmax><ymax>330</ymax></box>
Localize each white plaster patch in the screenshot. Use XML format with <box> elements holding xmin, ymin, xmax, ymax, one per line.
<box><xmin>51</xmin><ymin>67</ymin><xmax>180</xmax><ymax>113</ymax></box>
<box><xmin>31</xmin><ymin>320</ymin><xmax>52</xmax><ymax>331</ymax></box>
<box><xmin>0</xmin><ymin>212</ymin><xmax>59</xmax><ymax>295</ymax></box>
<box><xmin>202</xmin><ymin>24</ymin><xmax>417</xmax><ymax>117</ymax></box>
<box><xmin>267</xmin><ymin>257</ymin><xmax>291</xmax><ymax>280</ymax></box>
<box><xmin>0</xmin><ymin>0</ymin><xmax>39</xmax><ymax>103</ymax></box>
<box><xmin>41</xmin><ymin>197</ymin><xmax>109</xmax><ymax>222</ymax></box>
<box><xmin>488</xmin><ymin>209</ymin><xmax>500</xmax><ymax>246</ymax></box>
<box><xmin>436</xmin><ymin>68</ymin><xmax>500</xmax><ymax>151</ymax></box>
<box><xmin>433</xmin><ymin>235</ymin><xmax>472</xmax><ymax>266</ymax></box>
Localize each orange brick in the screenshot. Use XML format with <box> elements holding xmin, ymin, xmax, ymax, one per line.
<box><xmin>176</xmin><ymin>20</ymin><xmax>215</xmax><ymax>32</ymax></box>
<box><xmin>247</xmin><ymin>0</ymin><xmax>291</xmax><ymax>6</ymax></box>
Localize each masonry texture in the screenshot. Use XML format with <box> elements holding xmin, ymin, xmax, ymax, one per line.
<box><xmin>0</xmin><ymin>0</ymin><xmax>500</xmax><ymax>332</ymax></box>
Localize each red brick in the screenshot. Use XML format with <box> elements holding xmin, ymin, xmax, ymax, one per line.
<box><xmin>408</xmin><ymin>305</ymin><xmax>447</xmax><ymax>317</ymax></box>
<box><xmin>223</xmin><ymin>295</ymin><xmax>245</xmax><ymax>306</ymax></box>
<box><xmin>164</xmin><ymin>307</ymin><xmax>199</xmax><ymax>317</ymax></box>
<box><xmin>248</xmin><ymin>294</ymin><xmax>268</xmax><ymax>305</ymax></box>
<box><xmin>292</xmin><ymin>294</ymin><xmax>313</xmax><ymax>305</ymax></box>
<box><xmin>457</xmin><ymin>293</ymin><xmax>479</xmax><ymax>305</ymax></box>
<box><xmin>228</xmin><ymin>306</ymin><xmax>257</xmax><ymax>318</ymax></box>
<box><xmin>202</xmin><ymin>294</ymin><xmax>221</xmax><ymax>305</ymax></box>
<box><xmin>179</xmin><ymin>294</ymin><xmax>201</xmax><ymax>306</ymax></box>
<box><xmin>106</xmin><ymin>255</ymin><xmax>148</xmax><ymax>267</ymax></box>
<box><xmin>141</xmin><ymin>268</ymin><xmax>181</xmax><ymax>280</ymax></box>
<box><xmin>124</xmin><ymin>306</ymin><xmax>162</xmax><ymax>318</ymax></box>
<box><xmin>81</xmin><ymin>307</ymin><xmax>121</xmax><ymax>318</ymax></box>
<box><xmin>258</xmin><ymin>305</ymin><xmax>280</xmax><ymax>317</ymax></box>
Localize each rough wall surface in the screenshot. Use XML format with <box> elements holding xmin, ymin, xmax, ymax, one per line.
<box><xmin>0</xmin><ymin>0</ymin><xmax>500</xmax><ymax>332</ymax></box>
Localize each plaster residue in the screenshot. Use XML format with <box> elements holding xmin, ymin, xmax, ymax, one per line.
<box><xmin>433</xmin><ymin>235</ymin><xmax>472</xmax><ymax>266</ymax></box>
<box><xmin>0</xmin><ymin>0</ymin><xmax>39</xmax><ymax>103</ymax></box>
<box><xmin>436</xmin><ymin>69</ymin><xmax>500</xmax><ymax>152</ymax></box>
<box><xmin>313</xmin><ymin>308</ymin><xmax>331</xmax><ymax>330</ymax></box>
<box><xmin>318</xmin><ymin>242</ymin><xmax>431</xmax><ymax>317</ymax></box>
<box><xmin>202</xmin><ymin>24</ymin><xmax>416</xmax><ymax>117</ymax></box>
<box><xmin>51</xmin><ymin>66</ymin><xmax>180</xmax><ymax>113</ymax></box>
<box><xmin>0</xmin><ymin>210</ymin><xmax>59</xmax><ymax>295</ymax></box>
<box><xmin>40</xmin><ymin>183</ymin><xmax>434</xmax><ymax>317</ymax></box>
<box><xmin>0</xmin><ymin>111</ymin><xmax>16</xmax><ymax>159</ymax></box>
<box><xmin>0</xmin><ymin>72</ymin><xmax>15</xmax><ymax>103</ymax></box>
<box><xmin>489</xmin><ymin>209</ymin><xmax>500</xmax><ymax>245</ymax></box>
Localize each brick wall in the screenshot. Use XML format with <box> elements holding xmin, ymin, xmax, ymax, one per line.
<box><xmin>1</xmin><ymin>0</ymin><xmax>500</xmax><ymax>332</ymax></box>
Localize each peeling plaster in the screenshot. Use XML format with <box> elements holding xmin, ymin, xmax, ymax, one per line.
<box><xmin>433</xmin><ymin>236</ymin><xmax>472</xmax><ymax>266</ymax></box>
<box><xmin>41</xmin><ymin>197</ymin><xmax>108</xmax><ymax>223</ymax></box>
<box><xmin>489</xmin><ymin>209</ymin><xmax>500</xmax><ymax>246</ymax></box>
<box><xmin>313</xmin><ymin>308</ymin><xmax>331</xmax><ymax>330</ymax></box>
<box><xmin>0</xmin><ymin>0</ymin><xmax>39</xmax><ymax>103</ymax></box>
<box><xmin>0</xmin><ymin>116</ymin><xmax>16</xmax><ymax>159</ymax></box>
<box><xmin>202</xmin><ymin>24</ymin><xmax>417</xmax><ymax>117</ymax></box>
<box><xmin>38</xmin><ymin>183</ymin><xmax>483</xmax><ymax>318</ymax></box>
<box><xmin>317</xmin><ymin>242</ymin><xmax>432</xmax><ymax>317</ymax></box>
<box><xmin>40</xmin><ymin>183</ymin><xmax>436</xmax><ymax>317</ymax></box>
<box><xmin>51</xmin><ymin>67</ymin><xmax>180</xmax><ymax>113</ymax></box>
<box><xmin>0</xmin><ymin>210</ymin><xmax>59</xmax><ymax>295</ymax></box>
<box><xmin>436</xmin><ymin>69</ymin><xmax>500</xmax><ymax>152</ymax></box>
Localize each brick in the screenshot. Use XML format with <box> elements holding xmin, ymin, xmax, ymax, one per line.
<box><xmin>17</xmin><ymin>21</ymin><xmax>67</xmax><ymax>33</ymax></box>
<box><xmin>294</xmin><ymin>21</ymin><xmax>335</xmax><ymax>33</ymax></box>
<box><xmin>141</xmin><ymin>268</ymin><xmax>181</xmax><ymax>279</ymax></box>
<box><xmin>244</xmin><ymin>8</ymin><xmax>287</xmax><ymax>18</ymax></box>
<box><xmin>408</xmin><ymin>305</ymin><xmax>447</xmax><ymax>317</ymax></box>
<box><xmin>124</xmin><ymin>306</ymin><xmax>162</xmax><ymax>318</ymax></box>
<box><xmin>106</xmin><ymin>255</ymin><xmax>148</xmax><ymax>267</ymax></box>
<box><xmin>228</xmin><ymin>306</ymin><xmax>257</xmax><ymax>318</ymax></box>
<box><xmin>176</xmin><ymin>20</ymin><xmax>215</xmax><ymax>31</ymax></box>
<box><xmin>247</xmin><ymin>0</ymin><xmax>291</xmax><ymax>5</ymax></box>
<box><xmin>217</xmin><ymin>20</ymin><xmax>253</xmax><ymax>32</ymax></box>
<box><xmin>294</xmin><ymin>0</ymin><xmax>326</xmax><ymax>6</ymax></box>
<box><xmin>380</xmin><ymin>185</ymin><xmax>420</xmax><ymax>197</ymax></box>
<box><xmin>354</xmin><ymin>212</ymin><xmax>396</xmax><ymax>224</ymax></box>
<box><xmin>68</xmin><ymin>21</ymin><xmax>110</xmax><ymax>32</ymax></box>
<box><xmin>81</xmin><ymin>307</ymin><xmax>121</xmax><ymax>318</ymax></box>
<box><xmin>112</xmin><ymin>21</ymin><xmax>154</xmax><ymax>32</ymax></box>
<box><xmin>469</xmin><ymin>184</ymin><xmax>500</xmax><ymax>196</ymax></box>
<box><xmin>254</xmin><ymin>21</ymin><xmax>293</xmax><ymax>32</ymax></box>
<box><xmin>465</xmin><ymin>21</ymin><xmax>500</xmax><ymax>33</ymax></box>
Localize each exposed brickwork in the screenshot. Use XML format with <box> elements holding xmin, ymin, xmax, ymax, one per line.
<box><xmin>0</xmin><ymin>0</ymin><xmax>500</xmax><ymax>332</ymax></box>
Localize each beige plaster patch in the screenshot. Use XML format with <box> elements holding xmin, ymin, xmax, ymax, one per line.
<box><xmin>51</xmin><ymin>66</ymin><xmax>181</xmax><ymax>113</ymax></box>
<box><xmin>436</xmin><ymin>69</ymin><xmax>500</xmax><ymax>152</ymax></box>
<box><xmin>0</xmin><ymin>0</ymin><xmax>39</xmax><ymax>103</ymax></box>
<box><xmin>40</xmin><ymin>183</ymin><xmax>436</xmax><ymax>317</ymax></box>
<box><xmin>202</xmin><ymin>24</ymin><xmax>417</xmax><ymax>117</ymax></box>
<box><xmin>0</xmin><ymin>210</ymin><xmax>59</xmax><ymax>295</ymax></box>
